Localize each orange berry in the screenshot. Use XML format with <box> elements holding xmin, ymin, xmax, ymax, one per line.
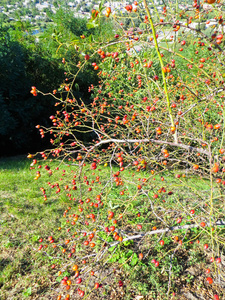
<box><xmin>72</xmin><ymin>264</ymin><xmax>78</xmax><ymax>271</ymax></box>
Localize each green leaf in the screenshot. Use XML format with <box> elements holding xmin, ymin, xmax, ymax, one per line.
<box><xmin>122</xmin><ymin>240</ymin><xmax>133</xmax><ymax>246</ymax></box>
<box><xmin>31</xmin><ymin>235</ymin><xmax>39</xmax><ymax>242</ymax></box>
<box><xmin>108</xmin><ymin>245</ymin><xmax>116</xmax><ymax>252</ymax></box>
<box><xmin>125</xmin><ymin>249</ymin><xmax>134</xmax><ymax>258</ymax></box>
<box><xmin>130</xmin><ymin>253</ymin><xmax>139</xmax><ymax>266</ymax></box>
<box><xmin>88</xmin><ymin>34</ymin><xmax>93</xmax><ymax>43</ymax></box>
<box><xmin>118</xmin><ymin>257</ymin><xmax>126</xmax><ymax>263</ymax></box>
<box><xmin>56</xmin><ymin>276</ymin><xmax>62</xmax><ymax>283</ymax></box>
<box><xmin>99</xmin><ymin>0</ymin><xmax>105</xmax><ymax>12</ymax></box>
<box><xmin>87</xmin><ymin>22</ymin><xmax>95</xmax><ymax>30</ymax></box>
<box><xmin>87</xmin><ymin>20</ymin><xmax>99</xmax><ymax>29</ymax></box>
<box><xmin>22</xmin><ymin>287</ymin><xmax>32</xmax><ymax>297</ymax></box>
<box><xmin>74</xmin><ymin>83</ymin><xmax>79</xmax><ymax>91</ymax></box>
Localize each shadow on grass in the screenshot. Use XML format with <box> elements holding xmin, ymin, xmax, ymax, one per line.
<box><xmin>0</xmin><ymin>258</ymin><xmax>12</xmax><ymax>273</ymax></box>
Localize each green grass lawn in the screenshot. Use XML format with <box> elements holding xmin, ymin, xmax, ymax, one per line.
<box><xmin>0</xmin><ymin>156</ymin><xmax>68</xmax><ymax>299</ymax></box>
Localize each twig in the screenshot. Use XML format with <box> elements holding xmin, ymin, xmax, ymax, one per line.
<box><xmin>108</xmin><ymin>220</ymin><xmax>225</xmax><ymax>249</ymax></box>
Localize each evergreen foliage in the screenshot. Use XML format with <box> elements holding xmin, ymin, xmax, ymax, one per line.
<box><xmin>0</xmin><ymin>9</ymin><xmax>105</xmax><ymax>156</ymax></box>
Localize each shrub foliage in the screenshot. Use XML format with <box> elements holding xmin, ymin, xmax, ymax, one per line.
<box><xmin>30</xmin><ymin>1</ymin><xmax>225</xmax><ymax>299</ymax></box>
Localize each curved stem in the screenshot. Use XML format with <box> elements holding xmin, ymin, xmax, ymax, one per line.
<box><xmin>142</xmin><ymin>0</ymin><xmax>177</xmax><ymax>142</ymax></box>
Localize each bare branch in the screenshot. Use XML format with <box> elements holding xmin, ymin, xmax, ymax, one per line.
<box><xmin>108</xmin><ymin>219</ymin><xmax>225</xmax><ymax>249</ymax></box>
<box><xmin>84</xmin><ymin>138</ymin><xmax>210</xmax><ymax>156</ymax></box>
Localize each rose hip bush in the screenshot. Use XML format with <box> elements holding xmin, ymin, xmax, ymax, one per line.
<box><xmin>30</xmin><ymin>1</ymin><xmax>225</xmax><ymax>299</ymax></box>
